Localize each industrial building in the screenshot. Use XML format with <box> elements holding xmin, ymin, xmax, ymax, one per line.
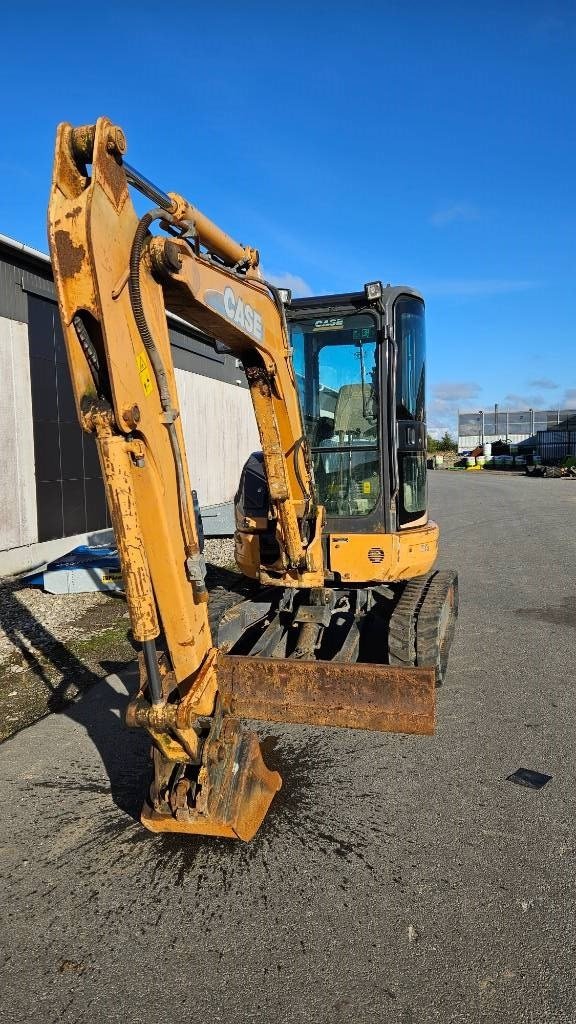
<box><xmin>0</xmin><ymin>233</ymin><xmax>260</xmax><ymax>575</ymax></box>
<box><xmin>458</xmin><ymin>407</ymin><xmax>576</xmax><ymax>457</ymax></box>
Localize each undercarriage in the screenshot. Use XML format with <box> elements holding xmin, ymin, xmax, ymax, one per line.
<box><xmin>218</xmin><ymin>570</ymin><xmax>458</xmax><ymax>686</ymax></box>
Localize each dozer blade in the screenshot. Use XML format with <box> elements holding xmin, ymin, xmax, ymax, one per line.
<box><xmin>141</xmin><ymin>715</ymin><xmax>282</xmax><ymax>842</ymax></box>
<box><xmin>217</xmin><ymin>654</ymin><xmax>436</xmax><ymax>735</ymax></box>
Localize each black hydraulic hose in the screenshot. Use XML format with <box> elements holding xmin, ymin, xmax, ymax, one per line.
<box><xmin>142</xmin><ymin>638</ymin><xmax>163</xmax><ymax>705</ymax></box>
<box><xmin>293</xmin><ymin>436</ymin><xmax>311</xmax><ymax>503</ymax></box>
<box><xmin>129</xmin><ymin>210</ymin><xmax>173</xmax><ymax>409</ymax></box>
<box><xmin>73</xmin><ymin>314</ymin><xmax>101</xmax><ymax>391</ymax></box>
<box><xmin>265</xmin><ymin>281</ymin><xmax>291</xmax><ymax>349</ymax></box>
<box><xmin>128</xmin><ymin>210</ymin><xmax>199</xmax><ymax>565</ymax></box>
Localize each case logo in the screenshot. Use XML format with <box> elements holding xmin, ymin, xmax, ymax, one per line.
<box><xmin>223</xmin><ymin>286</ymin><xmax>263</xmax><ymax>341</ymax></box>
<box><xmin>313</xmin><ymin>317</ymin><xmax>344</xmax><ymax>331</ymax></box>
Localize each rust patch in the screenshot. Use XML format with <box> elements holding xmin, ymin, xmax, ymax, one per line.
<box><xmin>104</xmin><ymin>153</ymin><xmax>128</xmax><ymax>209</ymax></box>
<box><xmin>65</xmin><ymin>205</ymin><xmax>83</xmax><ymax>219</ymax></box>
<box><xmin>217</xmin><ymin>654</ymin><xmax>436</xmax><ymax>735</ymax></box>
<box><xmin>53</xmin><ymin>229</ymin><xmax>86</xmax><ymax>278</ymax></box>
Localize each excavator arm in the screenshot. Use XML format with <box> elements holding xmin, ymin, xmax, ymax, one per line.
<box><xmin>48</xmin><ymin>118</ymin><xmax>435</xmax><ymax>840</ymax></box>
<box><xmin>155</xmin><ymin>217</ymin><xmax>325</xmax><ymax>585</ymax></box>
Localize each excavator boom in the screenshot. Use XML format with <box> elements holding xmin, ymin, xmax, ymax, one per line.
<box><xmin>48</xmin><ymin>118</ymin><xmax>436</xmax><ymax>840</ymax></box>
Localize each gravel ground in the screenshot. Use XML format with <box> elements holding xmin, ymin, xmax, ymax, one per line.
<box><xmin>0</xmin><ymin>537</ymin><xmax>240</xmax><ymax>742</ymax></box>
<box><xmin>203</xmin><ymin>536</ymin><xmax>236</xmax><ymax>568</ymax></box>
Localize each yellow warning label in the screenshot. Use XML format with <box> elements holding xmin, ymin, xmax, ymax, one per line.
<box><xmin>102</xmin><ymin>573</ymin><xmax>123</xmax><ymax>584</ymax></box>
<box><xmin>362</xmin><ymin>481</ymin><xmax>371</xmax><ymax>494</ymax></box>
<box><xmin>136</xmin><ymin>350</ymin><xmax>153</xmax><ymax>397</ymax></box>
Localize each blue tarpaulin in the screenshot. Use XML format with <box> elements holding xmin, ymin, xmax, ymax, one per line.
<box><xmin>25</xmin><ymin>546</ymin><xmax>124</xmax><ymax>594</ymax></box>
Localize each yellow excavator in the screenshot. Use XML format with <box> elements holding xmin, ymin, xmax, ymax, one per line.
<box><xmin>48</xmin><ymin>117</ymin><xmax>457</xmax><ymax>841</ymax></box>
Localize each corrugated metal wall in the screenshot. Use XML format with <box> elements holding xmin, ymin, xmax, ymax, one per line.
<box><xmin>0</xmin><ymin>251</ymin><xmax>30</xmax><ymax>322</ymax></box>
<box><xmin>175</xmin><ymin>369</ymin><xmax>259</xmax><ymax>507</ymax></box>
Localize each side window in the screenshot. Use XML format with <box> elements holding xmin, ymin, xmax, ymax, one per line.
<box><xmin>290</xmin><ymin>325</ymin><xmax>306</xmax><ymax>408</ymax></box>
<box><xmin>402</xmin><ymin>453</ymin><xmax>427</xmax><ymax>514</ymax></box>
<box><xmin>395</xmin><ymin>299</ymin><xmax>425</xmax><ymax>422</ymax></box>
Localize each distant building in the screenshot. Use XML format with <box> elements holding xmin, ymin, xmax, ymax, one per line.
<box><xmin>458</xmin><ymin>408</ymin><xmax>576</xmax><ymax>453</ymax></box>
<box><xmin>0</xmin><ymin>233</ymin><xmax>260</xmax><ymax>575</ymax></box>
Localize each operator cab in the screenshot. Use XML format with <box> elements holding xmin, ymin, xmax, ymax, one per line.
<box><xmin>285</xmin><ymin>283</ymin><xmax>427</xmax><ymax>534</ymax></box>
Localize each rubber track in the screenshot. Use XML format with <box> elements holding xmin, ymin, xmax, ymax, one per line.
<box><xmin>387</xmin><ymin>573</ymin><xmax>436</xmax><ymax>666</ymax></box>
<box><xmin>387</xmin><ymin>570</ymin><xmax>459</xmax><ymax>684</ymax></box>
<box><xmin>208</xmin><ymin>587</ymin><xmax>252</xmax><ymax>637</ymax></box>
<box><xmin>415</xmin><ymin>571</ymin><xmax>459</xmax><ymax>683</ymax></box>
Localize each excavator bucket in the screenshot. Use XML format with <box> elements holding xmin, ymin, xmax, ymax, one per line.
<box><xmin>141</xmin><ymin>714</ymin><xmax>282</xmax><ymax>842</ymax></box>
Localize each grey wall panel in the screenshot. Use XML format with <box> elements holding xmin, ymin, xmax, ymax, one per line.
<box><xmin>21</xmin><ymin>270</ymin><xmax>56</xmax><ymax>302</ymax></box>
<box><xmin>0</xmin><ymin>316</ymin><xmax>37</xmax><ymax>550</ymax></box>
<box><xmin>175</xmin><ymin>368</ymin><xmax>259</xmax><ymax>508</ymax></box>
<box><xmin>0</xmin><ymin>236</ymin><xmax>54</xmax><ymax>322</ymax></box>
<box><xmin>170</xmin><ymin>327</ymin><xmax>248</xmax><ymax>387</ymax></box>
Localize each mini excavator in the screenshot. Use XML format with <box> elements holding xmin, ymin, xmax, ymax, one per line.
<box><xmin>48</xmin><ymin>118</ymin><xmax>458</xmax><ymax>841</ymax></box>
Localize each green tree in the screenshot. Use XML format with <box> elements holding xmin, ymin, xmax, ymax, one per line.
<box><xmin>437</xmin><ymin>431</ymin><xmax>458</xmax><ymax>452</ymax></box>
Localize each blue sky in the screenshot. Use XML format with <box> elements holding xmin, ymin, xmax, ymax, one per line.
<box><xmin>1</xmin><ymin>1</ymin><xmax>574</xmax><ymax>435</ymax></box>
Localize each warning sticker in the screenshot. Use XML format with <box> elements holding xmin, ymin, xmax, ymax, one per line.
<box><xmin>136</xmin><ymin>350</ymin><xmax>153</xmax><ymax>396</ymax></box>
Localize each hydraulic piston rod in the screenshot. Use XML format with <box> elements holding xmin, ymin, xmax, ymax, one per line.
<box><xmin>123</xmin><ymin>161</ymin><xmax>174</xmax><ymax>212</ymax></box>
<box><xmin>122</xmin><ymin>160</ymin><xmax>259</xmax><ymax>269</ymax></box>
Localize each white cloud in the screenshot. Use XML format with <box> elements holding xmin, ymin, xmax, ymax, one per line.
<box><xmin>561</xmin><ymin>388</ymin><xmax>576</xmax><ymax>408</ymax></box>
<box><xmin>501</xmin><ymin>392</ymin><xmax>547</xmax><ymax>409</ymax></box>
<box><xmin>261</xmin><ymin>270</ymin><xmax>313</xmax><ymax>297</ymax></box>
<box><xmin>433</xmin><ymin>381</ymin><xmax>481</xmax><ymax>402</ymax></box>
<box><xmin>427</xmin><ymin>400</ymin><xmax>459</xmax><ymax>439</ymax></box>
<box><xmin>422</xmin><ymin>279</ymin><xmax>539</xmax><ymax>298</ymax></box>
<box><xmin>528</xmin><ymin>378</ymin><xmax>558</xmax><ymax>389</ymax></box>
<box><xmin>429</xmin><ymin>203</ymin><xmax>480</xmax><ymax>227</ymax></box>
<box><xmin>427</xmin><ymin>380</ymin><xmax>481</xmax><ymax>438</ymax></box>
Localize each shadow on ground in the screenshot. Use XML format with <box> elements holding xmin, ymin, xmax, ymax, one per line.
<box><xmin>0</xmin><ymin>562</ymin><xmax>259</xmax><ymax>816</ymax></box>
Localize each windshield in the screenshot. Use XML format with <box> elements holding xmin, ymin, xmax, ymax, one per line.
<box><xmin>289</xmin><ymin>313</ymin><xmax>380</xmax><ymax>517</ymax></box>
<box><xmin>395</xmin><ymin>297</ymin><xmax>425</xmax><ymax>421</ymax></box>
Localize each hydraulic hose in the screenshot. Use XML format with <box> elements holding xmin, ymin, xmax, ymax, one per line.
<box><xmin>143</xmin><ymin>639</ymin><xmax>163</xmax><ymax>705</ymax></box>
<box><xmin>128</xmin><ymin>210</ymin><xmax>207</xmax><ymax>598</ymax></box>
<box><xmin>264</xmin><ymin>280</ymin><xmax>317</xmax><ymax>540</ymax></box>
<box><xmin>128</xmin><ymin>210</ymin><xmax>174</xmax><ymax>409</ymax></box>
<box><xmin>73</xmin><ymin>314</ymin><xmax>101</xmax><ymax>390</ymax></box>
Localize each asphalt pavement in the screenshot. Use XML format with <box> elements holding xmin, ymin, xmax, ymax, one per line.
<box><xmin>1</xmin><ymin>472</ymin><xmax>575</xmax><ymax>1024</ymax></box>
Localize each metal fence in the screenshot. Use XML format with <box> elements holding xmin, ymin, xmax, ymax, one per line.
<box><xmin>537</xmin><ymin>430</ymin><xmax>576</xmax><ymax>464</ymax></box>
